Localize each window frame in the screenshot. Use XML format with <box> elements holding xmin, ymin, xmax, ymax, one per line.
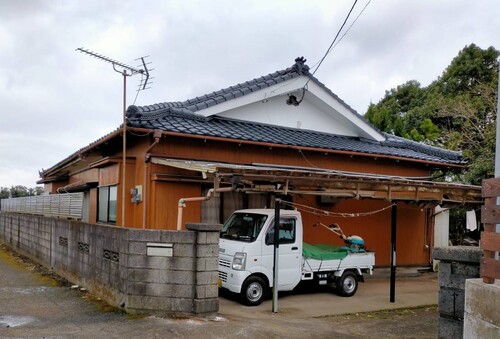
<box><xmin>265</xmin><ymin>217</ymin><xmax>297</xmax><ymax>245</ymax></box>
<box><xmin>98</xmin><ymin>185</ymin><xmax>117</xmax><ymax>224</ymax></box>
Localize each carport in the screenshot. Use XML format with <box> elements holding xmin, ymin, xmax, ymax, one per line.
<box><xmin>152</xmin><ymin>158</ymin><xmax>481</xmax><ymax>206</ymax></box>
<box><xmin>152</xmin><ymin>157</ymin><xmax>483</xmax><ymax>302</ymax></box>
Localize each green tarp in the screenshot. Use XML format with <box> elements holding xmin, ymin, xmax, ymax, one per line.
<box><xmin>302</xmin><ymin>243</ymin><xmax>348</xmax><ymax>260</ymax></box>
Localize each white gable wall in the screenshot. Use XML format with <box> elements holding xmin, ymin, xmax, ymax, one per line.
<box><xmin>196</xmin><ymin>75</ymin><xmax>384</xmax><ymax>141</ymax></box>
<box><xmin>216</xmin><ymin>94</ymin><xmax>357</xmax><ymax>136</ymax></box>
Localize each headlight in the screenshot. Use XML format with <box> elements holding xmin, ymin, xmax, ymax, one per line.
<box><xmin>232</xmin><ymin>252</ymin><xmax>247</xmax><ymax>270</ymax></box>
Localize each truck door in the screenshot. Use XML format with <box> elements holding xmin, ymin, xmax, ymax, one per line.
<box><xmin>262</xmin><ymin>217</ymin><xmax>302</xmax><ymax>290</ymax></box>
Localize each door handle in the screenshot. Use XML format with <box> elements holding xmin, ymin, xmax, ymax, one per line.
<box><xmin>292</xmin><ymin>246</ymin><xmax>298</xmax><ymax>250</ymax></box>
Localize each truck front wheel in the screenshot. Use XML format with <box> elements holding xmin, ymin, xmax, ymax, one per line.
<box><xmin>337</xmin><ymin>271</ymin><xmax>358</xmax><ymax>297</ymax></box>
<box><xmin>241</xmin><ymin>276</ymin><xmax>267</xmax><ymax>306</ymax></box>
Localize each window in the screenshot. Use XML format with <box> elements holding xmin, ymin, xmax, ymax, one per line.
<box><xmin>220</xmin><ymin>212</ymin><xmax>268</xmax><ymax>242</ymax></box>
<box><xmin>265</xmin><ymin>218</ymin><xmax>296</xmax><ymax>245</ymax></box>
<box><xmin>98</xmin><ymin>185</ymin><xmax>117</xmax><ymax>223</ymax></box>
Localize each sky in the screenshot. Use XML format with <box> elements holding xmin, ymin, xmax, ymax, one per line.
<box><xmin>0</xmin><ymin>0</ymin><xmax>499</xmax><ymax>189</ymax></box>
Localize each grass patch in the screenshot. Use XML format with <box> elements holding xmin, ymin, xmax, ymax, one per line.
<box><xmin>316</xmin><ymin>305</ymin><xmax>438</xmax><ymax>320</ymax></box>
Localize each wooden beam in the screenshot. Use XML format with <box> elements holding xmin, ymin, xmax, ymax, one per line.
<box><xmin>482</xmin><ymin>177</ymin><xmax>500</xmax><ymax>198</ymax></box>
<box><xmin>480</xmin><ymin>257</ymin><xmax>500</xmax><ymax>280</ymax></box>
<box><xmin>481</xmin><ymin>205</ymin><xmax>500</xmax><ymax>224</ymax></box>
<box><xmin>480</xmin><ymin>231</ymin><xmax>500</xmax><ymax>252</ymax></box>
<box><xmin>481</xmin><ymin>196</ymin><xmax>498</xmax><ymax>284</ymax></box>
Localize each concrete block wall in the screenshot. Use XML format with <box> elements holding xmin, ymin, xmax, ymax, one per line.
<box><xmin>433</xmin><ymin>246</ymin><xmax>482</xmax><ymax>339</ymax></box>
<box><xmin>0</xmin><ymin>212</ymin><xmax>222</xmax><ymax>316</ymax></box>
<box><xmin>464</xmin><ymin>279</ymin><xmax>500</xmax><ymax>338</ymax></box>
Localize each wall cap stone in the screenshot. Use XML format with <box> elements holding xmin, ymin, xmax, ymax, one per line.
<box><xmin>433</xmin><ymin>246</ymin><xmax>482</xmax><ymax>263</ymax></box>
<box><xmin>186</xmin><ymin>223</ymin><xmax>222</xmax><ymax>232</ymax></box>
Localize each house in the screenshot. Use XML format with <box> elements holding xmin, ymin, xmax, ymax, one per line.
<box><xmin>38</xmin><ymin>57</ymin><xmax>481</xmax><ymax>266</ymax></box>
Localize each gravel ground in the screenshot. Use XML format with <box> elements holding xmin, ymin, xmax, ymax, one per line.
<box><xmin>0</xmin><ymin>243</ymin><xmax>438</xmax><ymax>338</ymax></box>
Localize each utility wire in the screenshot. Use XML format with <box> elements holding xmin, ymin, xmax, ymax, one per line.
<box><xmin>308</xmin><ymin>0</ymin><xmax>359</xmax><ymax>82</ymax></box>
<box><xmin>329</xmin><ymin>0</ymin><xmax>371</xmax><ymax>53</ymax></box>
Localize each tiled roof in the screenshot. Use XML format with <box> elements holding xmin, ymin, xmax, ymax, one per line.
<box><xmin>126</xmin><ymin>58</ymin><xmax>464</xmax><ymax>166</ymax></box>
<box><xmin>128</xmin><ymin>57</ymin><xmax>307</xmax><ymax>116</ymax></box>
<box><xmin>127</xmin><ymin>110</ymin><xmax>463</xmax><ymax>165</ymax></box>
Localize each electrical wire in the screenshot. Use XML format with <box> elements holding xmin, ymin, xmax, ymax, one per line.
<box><xmin>263</xmin><ymin>1</ymin><xmax>371</xmax><ymax>109</ymax></box>
<box><xmin>132</xmin><ymin>73</ymin><xmax>144</xmax><ymax>105</ymax></box>
<box><xmin>329</xmin><ymin>0</ymin><xmax>371</xmax><ymax>51</ymax></box>
<box><xmin>127</xmin><ymin>129</ymin><xmax>153</xmax><ymax>137</ymax></box>
<box><xmin>307</xmin><ymin>0</ymin><xmax>359</xmax><ymax>85</ymax></box>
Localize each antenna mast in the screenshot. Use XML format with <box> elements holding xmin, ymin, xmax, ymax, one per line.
<box><xmin>76</xmin><ymin>47</ymin><xmax>153</xmax><ymax>227</ymax></box>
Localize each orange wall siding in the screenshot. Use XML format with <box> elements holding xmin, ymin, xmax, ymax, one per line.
<box><xmin>295</xmin><ymin>195</ymin><xmax>430</xmax><ymax>266</ymax></box>
<box><xmin>89</xmin><ymin>188</ymin><xmax>97</xmax><ymax>223</ymax></box>
<box><xmin>44</xmin><ymin>182</ymin><xmax>66</xmax><ymax>194</ymax></box>
<box><xmin>99</xmin><ymin>164</ymin><xmax>120</xmax><ymax>186</ymax></box>
<box><xmin>122</xmin><ymin>161</ymin><xmax>137</xmax><ymax>227</ymax></box>
<box><xmin>153</xmin><ymin>136</ymin><xmax>431</xmax><ymax>177</ymax></box>
<box><xmin>69</xmin><ymin>168</ymin><xmax>99</xmax><ymax>184</ymax></box>
<box><xmin>150</xmin><ymin>181</ymin><xmax>202</xmax><ymax>229</ymax></box>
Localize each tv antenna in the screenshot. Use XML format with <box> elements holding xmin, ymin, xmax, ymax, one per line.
<box><xmin>76</xmin><ymin>47</ymin><xmax>153</xmax><ymax>227</ymax></box>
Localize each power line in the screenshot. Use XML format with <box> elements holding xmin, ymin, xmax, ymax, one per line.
<box><xmin>329</xmin><ymin>0</ymin><xmax>371</xmax><ymax>52</ymax></box>
<box><xmin>308</xmin><ymin>0</ymin><xmax>359</xmax><ymax>80</ymax></box>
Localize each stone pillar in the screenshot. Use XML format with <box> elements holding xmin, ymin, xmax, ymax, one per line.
<box><xmin>186</xmin><ymin>223</ymin><xmax>222</xmax><ymax>315</ymax></box>
<box><xmin>433</xmin><ymin>246</ymin><xmax>482</xmax><ymax>339</ymax></box>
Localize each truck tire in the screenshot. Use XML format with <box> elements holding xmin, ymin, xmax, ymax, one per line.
<box><xmin>241</xmin><ymin>276</ymin><xmax>267</xmax><ymax>306</ymax></box>
<box><xmin>337</xmin><ymin>271</ymin><xmax>358</xmax><ymax>297</ymax></box>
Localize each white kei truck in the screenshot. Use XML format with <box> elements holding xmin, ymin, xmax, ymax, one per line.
<box><xmin>218</xmin><ymin>209</ymin><xmax>375</xmax><ymax>306</ymax></box>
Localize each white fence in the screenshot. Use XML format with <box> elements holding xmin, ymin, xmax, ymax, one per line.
<box><xmin>0</xmin><ymin>193</ymin><xmax>83</xmax><ymax>220</ymax></box>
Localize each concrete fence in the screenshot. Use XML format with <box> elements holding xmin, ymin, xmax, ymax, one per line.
<box><xmin>0</xmin><ymin>212</ymin><xmax>221</xmax><ymax>316</ymax></box>
<box><xmin>433</xmin><ymin>246</ymin><xmax>481</xmax><ymax>339</ymax></box>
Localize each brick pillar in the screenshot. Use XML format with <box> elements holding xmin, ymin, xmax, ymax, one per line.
<box><xmin>186</xmin><ymin>223</ymin><xmax>222</xmax><ymax>315</ymax></box>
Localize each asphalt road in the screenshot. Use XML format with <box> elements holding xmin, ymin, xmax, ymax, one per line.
<box><xmin>0</xmin><ymin>243</ymin><xmax>438</xmax><ymax>338</ymax></box>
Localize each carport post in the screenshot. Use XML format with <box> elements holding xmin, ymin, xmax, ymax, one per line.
<box><xmin>390</xmin><ymin>204</ymin><xmax>397</xmax><ymax>302</ymax></box>
<box><xmin>272</xmin><ymin>198</ymin><xmax>281</xmax><ymax>313</ymax></box>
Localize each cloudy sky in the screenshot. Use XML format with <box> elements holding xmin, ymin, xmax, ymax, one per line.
<box><xmin>0</xmin><ymin>0</ymin><xmax>498</xmax><ymax>189</ymax></box>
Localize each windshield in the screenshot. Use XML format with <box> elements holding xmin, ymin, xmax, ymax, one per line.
<box><xmin>220</xmin><ymin>213</ymin><xmax>268</xmax><ymax>242</ymax></box>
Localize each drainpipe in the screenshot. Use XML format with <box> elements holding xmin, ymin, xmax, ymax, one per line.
<box><xmin>142</xmin><ymin>130</ymin><xmax>162</xmax><ymax>229</ymax></box>
<box><xmin>177</xmin><ymin>186</ymin><xmax>234</xmax><ymax>230</ymax></box>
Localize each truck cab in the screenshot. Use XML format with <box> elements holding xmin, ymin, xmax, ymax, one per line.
<box><xmin>219</xmin><ymin>209</ymin><xmax>303</xmax><ymax>303</ymax></box>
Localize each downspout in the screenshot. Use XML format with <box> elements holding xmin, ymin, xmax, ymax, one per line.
<box><xmin>142</xmin><ymin>130</ymin><xmax>162</xmax><ymax>229</ymax></box>
<box><xmin>177</xmin><ymin>186</ymin><xmax>235</xmax><ymax>230</ymax></box>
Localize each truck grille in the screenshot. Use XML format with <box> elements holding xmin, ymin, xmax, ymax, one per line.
<box><xmin>219</xmin><ymin>258</ymin><xmax>231</xmax><ymax>268</ymax></box>
<box><xmin>219</xmin><ymin>271</ymin><xmax>227</xmax><ymax>283</ymax></box>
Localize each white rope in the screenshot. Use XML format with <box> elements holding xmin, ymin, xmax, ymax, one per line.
<box><xmin>280</xmin><ymin>200</ymin><xmax>395</xmax><ymax>218</ymax></box>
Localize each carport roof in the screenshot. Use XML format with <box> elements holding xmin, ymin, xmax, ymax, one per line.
<box><xmin>151</xmin><ymin>158</ymin><xmax>482</xmax><ymax>208</ymax></box>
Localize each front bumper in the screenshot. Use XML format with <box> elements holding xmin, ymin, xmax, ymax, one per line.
<box><xmin>218</xmin><ymin>257</ymin><xmax>249</xmax><ymax>294</ymax></box>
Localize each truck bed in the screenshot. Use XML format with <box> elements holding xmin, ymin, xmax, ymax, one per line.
<box><xmin>302</xmin><ymin>250</ymin><xmax>375</xmax><ymax>273</ymax></box>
